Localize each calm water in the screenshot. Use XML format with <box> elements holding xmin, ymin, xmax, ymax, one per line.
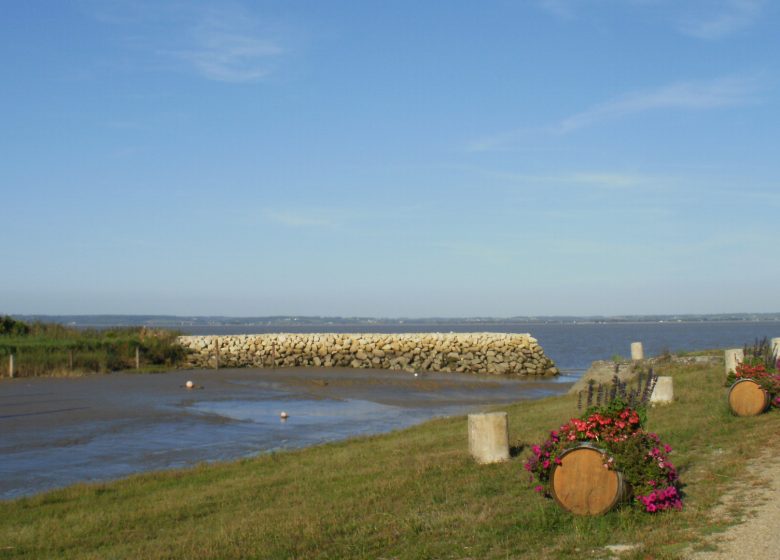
<box><xmin>181</xmin><ymin>321</ymin><xmax>780</xmax><ymax>376</ymax></box>
<box><xmin>0</xmin><ymin>369</ymin><xmax>564</xmax><ymax>499</ymax></box>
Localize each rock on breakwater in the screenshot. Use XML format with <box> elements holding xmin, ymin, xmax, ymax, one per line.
<box><xmin>177</xmin><ymin>333</ymin><xmax>559</xmax><ymax>376</ymax></box>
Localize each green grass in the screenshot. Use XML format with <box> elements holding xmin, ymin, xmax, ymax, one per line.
<box><xmin>0</xmin><ymin>316</ymin><xmax>187</xmax><ymax>376</ymax></box>
<box><xmin>0</xmin><ymin>361</ymin><xmax>777</xmax><ymax>559</ymax></box>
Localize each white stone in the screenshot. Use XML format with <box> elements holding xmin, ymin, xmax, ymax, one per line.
<box><xmin>630</xmin><ymin>342</ymin><xmax>644</xmax><ymax>361</ymax></box>
<box><xmin>468</xmin><ymin>412</ymin><xmax>509</xmax><ymax>464</ymax></box>
<box><xmin>650</xmin><ymin>376</ymin><xmax>673</xmax><ymax>405</ymax></box>
<box><xmin>725</xmin><ymin>348</ymin><xmax>744</xmax><ymax>374</ymax></box>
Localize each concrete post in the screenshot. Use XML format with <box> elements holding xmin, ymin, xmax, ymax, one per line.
<box><xmin>468</xmin><ymin>412</ymin><xmax>509</xmax><ymax>464</ymax></box>
<box><xmin>650</xmin><ymin>376</ymin><xmax>673</xmax><ymax>405</ymax></box>
<box><xmin>771</xmin><ymin>338</ymin><xmax>780</xmax><ymax>361</ymax></box>
<box><xmin>725</xmin><ymin>348</ymin><xmax>743</xmax><ymax>374</ymax></box>
<box><xmin>9</xmin><ymin>354</ymin><xmax>14</xmax><ymax>378</ymax></box>
<box><xmin>630</xmin><ymin>342</ymin><xmax>644</xmax><ymax>361</ymax></box>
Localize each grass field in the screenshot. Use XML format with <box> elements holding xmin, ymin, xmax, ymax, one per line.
<box><xmin>0</xmin><ymin>316</ymin><xmax>187</xmax><ymax>376</ymax></box>
<box><xmin>0</xmin><ymin>359</ymin><xmax>777</xmax><ymax>559</ymax></box>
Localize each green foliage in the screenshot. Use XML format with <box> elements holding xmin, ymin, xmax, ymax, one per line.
<box><xmin>578</xmin><ymin>369</ymin><xmax>658</xmax><ymax>421</ymax></box>
<box><xmin>742</xmin><ymin>337</ymin><xmax>779</xmax><ymax>371</ymax></box>
<box><xmin>0</xmin><ymin>315</ymin><xmax>31</xmax><ymax>336</ymax></box>
<box><xmin>0</xmin><ymin>317</ymin><xmax>188</xmax><ymax>376</ymax></box>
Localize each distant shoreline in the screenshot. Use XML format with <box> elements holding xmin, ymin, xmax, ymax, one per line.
<box><xmin>7</xmin><ymin>313</ymin><xmax>780</xmax><ymax>329</ymax></box>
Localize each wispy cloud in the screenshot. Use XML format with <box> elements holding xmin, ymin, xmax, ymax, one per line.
<box><xmin>263</xmin><ymin>210</ymin><xmax>336</xmax><ymax>228</ymax></box>
<box><xmin>536</xmin><ymin>0</ymin><xmax>764</xmax><ymax>39</ymax></box>
<box><xmin>536</xmin><ymin>0</ymin><xmax>576</xmax><ymax>19</ymax></box>
<box><xmin>470</xmin><ymin>167</ymin><xmax>655</xmax><ymax>189</ymax></box>
<box><xmin>556</xmin><ymin>76</ymin><xmax>759</xmax><ymax>133</ymax></box>
<box><xmin>84</xmin><ymin>2</ymin><xmax>289</xmax><ymax>83</ymax></box>
<box><xmin>469</xmin><ymin>75</ymin><xmax>760</xmax><ymax>151</ymax></box>
<box><xmin>546</xmin><ymin>172</ymin><xmax>650</xmax><ymax>188</ymax></box>
<box><xmin>678</xmin><ymin>0</ymin><xmax>764</xmax><ymax>39</ymax></box>
<box><xmin>165</xmin><ymin>9</ymin><xmax>285</xmax><ymax>83</ymax></box>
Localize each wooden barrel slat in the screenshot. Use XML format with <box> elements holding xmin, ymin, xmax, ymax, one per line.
<box><xmin>550</xmin><ymin>445</ymin><xmax>627</xmax><ymax>515</ymax></box>
<box><xmin>728</xmin><ymin>378</ymin><xmax>770</xmax><ymax>417</ymax></box>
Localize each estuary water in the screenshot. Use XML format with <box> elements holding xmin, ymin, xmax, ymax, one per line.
<box><xmin>1</xmin><ymin>320</ymin><xmax>778</xmax><ymax>499</ymax></box>
<box><xmin>0</xmin><ymin>368</ymin><xmax>565</xmax><ymax>500</ymax></box>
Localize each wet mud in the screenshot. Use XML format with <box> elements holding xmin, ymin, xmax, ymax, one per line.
<box><xmin>0</xmin><ymin>368</ymin><xmax>570</xmax><ymax>499</ymax></box>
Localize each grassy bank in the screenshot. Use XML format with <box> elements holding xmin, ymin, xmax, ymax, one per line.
<box><xmin>0</xmin><ymin>316</ymin><xmax>187</xmax><ymax>376</ymax></box>
<box><xmin>0</xmin><ymin>360</ymin><xmax>778</xmax><ymax>559</ymax></box>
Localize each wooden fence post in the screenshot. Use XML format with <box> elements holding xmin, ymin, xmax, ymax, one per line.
<box><xmin>9</xmin><ymin>354</ymin><xmax>14</xmax><ymax>378</ymax></box>
<box><xmin>135</xmin><ymin>347</ymin><xmax>140</xmax><ymax>370</ymax></box>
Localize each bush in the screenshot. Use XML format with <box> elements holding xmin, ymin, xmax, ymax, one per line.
<box><xmin>525</xmin><ymin>371</ymin><xmax>683</xmax><ymax>513</ymax></box>
<box><xmin>725</xmin><ymin>337</ymin><xmax>780</xmax><ymax>409</ymax></box>
<box><xmin>0</xmin><ymin>318</ymin><xmax>189</xmax><ymax>376</ymax></box>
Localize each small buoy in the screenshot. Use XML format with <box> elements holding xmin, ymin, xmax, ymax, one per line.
<box><xmin>185</xmin><ymin>380</ymin><xmax>194</xmax><ymax>389</ymax></box>
<box><xmin>280</xmin><ymin>411</ymin><xmax>289</xmax><ymax>419</ymax></box>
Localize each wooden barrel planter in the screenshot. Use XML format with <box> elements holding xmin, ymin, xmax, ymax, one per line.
<box><xmin>728</xmin><ymin>378</ymin><xmax>770</xmax><ymax>417</ymax></box>
<box><xmin>550</xmin><ymin>444</ymin><xmax>631</xmax><ymax>515</ymax></box>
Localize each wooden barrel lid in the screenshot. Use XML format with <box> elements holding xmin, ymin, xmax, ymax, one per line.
<box><xmin>728</xmin><ymin>378</ymin><xmax>770</xmax><ymax>417</ymax></box>
<box><xmin>550</xmin><ymin>445</ymin><xmax>625</xmax><ymax>515</ymax></box>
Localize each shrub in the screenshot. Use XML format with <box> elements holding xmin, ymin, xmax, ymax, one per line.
<box><xmin>526</xmin><ymin>371</ymin><xmax>683</xmax><ymax>513</ymax></box>
<box><xmin>725</xmin><ymin>338</ymin><xmax>780</xmax><ymax>409</ymax></box>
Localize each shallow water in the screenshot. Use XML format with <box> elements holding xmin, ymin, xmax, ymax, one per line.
<box><xmin>0</xmin><ymin>368</ymin><xmax>567</xmax><ymax>500</ymax></box>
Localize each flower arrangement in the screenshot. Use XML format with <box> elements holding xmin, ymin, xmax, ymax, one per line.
<box><xmin>726</xmin><ymin>338</ymin><xmax>780</xmax><ymax>409</ymax></box>
<box><xmin>525</xmin><ymin>371</ymin><xmax>683</xmax><ymax>513</ymax></box>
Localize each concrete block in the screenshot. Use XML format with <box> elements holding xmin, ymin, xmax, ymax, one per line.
<box><xmin>630</xmin><ymin>342</ymin><xmax>644</xmax><ymax>361</ymax></box>
<box><xmin>724</xmin><ymin>348</ymin><xmax>744</xmax><ymax>374</ymax></box>
<box><xmin>650</xmin><ymin>376</ymin><xmax>673</xmax><ymax>405</ymax></box>
<box><xmin>468</xmin><ymin>412</ymin><xmax>509</xmax><ymax>464</ymax></box>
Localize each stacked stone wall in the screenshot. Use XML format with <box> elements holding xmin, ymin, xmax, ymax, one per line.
<box><xmin>177</xmin><ymin>333</ymin><xmax>558</xmax><ymax>376</ymax></box>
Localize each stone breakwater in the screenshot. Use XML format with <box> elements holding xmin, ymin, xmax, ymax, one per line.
<box><xmin>177</xmin><ymin>333</ymin><xmax>559</xmax><ymax>376</ymax></box>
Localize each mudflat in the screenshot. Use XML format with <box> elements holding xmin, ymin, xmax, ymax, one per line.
<box><xmin>0</xmin><ymin>367</ymin><xmax>568</xmax><ymax>499</ymax></box>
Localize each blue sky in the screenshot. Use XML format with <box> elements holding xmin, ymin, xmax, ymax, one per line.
<box><xmin>2</xmin><ymin>0</ymin><xmax>778</xmax><ymax>317</ymax></box>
